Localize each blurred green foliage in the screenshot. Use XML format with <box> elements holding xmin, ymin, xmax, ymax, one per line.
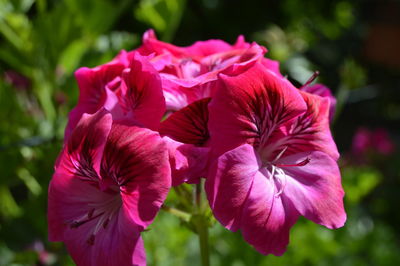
<box><xmin>1</xmin><ymin>0</ymin><xmax>399</xmax><ymax>265</ymax></box>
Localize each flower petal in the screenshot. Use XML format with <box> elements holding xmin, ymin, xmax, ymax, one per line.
<box><xmin>208</xmin><ymin>63</ymin><xmax>307</xmax><ymax>155</ymax></box>
<box><xmin>278</xmin><ymin>151</ymin><xmax>346</xmax><ymax>229</ymax></box>
<box><xmin>240</xmin><ymin>170</ymin><xmax>299</xmax><ymax>256</ymax></box>
<box><xmin>48</xmin><ymin>167</ymin><xmax>146</xmax><ymax>266</ymax></box>
<box><xmin>64</xmin><ymin>109</ymin><xmax>113</xmax><ymax>179</ymax></box>
<box><xmin>205</xmin><ymin>144</ymin><xmax>260</xmax><ymax>231</ymax></box>
<box><xmin>118</xmin><ymin>52</ymin><xmax>166</xmax><ymax>130</ymax></box>
<box><xmin>159</xmin><ymin>98</ymin><xmax>210</xmax><ymax>146</ymax></box>
<box><xmin>48</xmin><ymin>172</ymin><xmax>104</xmax><ymax>242</ymax></box>
<box><xmin>264</xmin><ymin>91</ymin><xmax>339</xmax><ymax>161</ymax></box>
<box><xmin>261</xmin><ymin>57</ymin><xmax>283</xmax><ymax>78</ymax></box>
<box><xmin>139</xmin><ymin>29</ymin><xmax>187</xmax><ymax>58</ymax></box>
<box><xmin>49</xmin><ymin>173</ymin><xmax>143</xmax><ymax>266</ymax></box>
<box><xmin>300</xmin><ymin>83</ymin><xmax>336</xmax><ymax>122</ymax></box>
<box><xmin>163</xmin><ymin>137</ymin><xmax>210</xmax><ymax>186</ymax></box>
<box><xmin>65</xmin><ymin>62</ymin><xmax>124</xmax><ymax>138</ymax></box>
<box><xmin>101</xmin><ymin>124</ymin><xmax>171</xmax><ymax>229</ymax></box>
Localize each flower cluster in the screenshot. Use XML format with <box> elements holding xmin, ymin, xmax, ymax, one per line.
<box><xmin>48</xmin><ymin>29</ymin><xmax>346</xmax><ymax>265</ymax></box>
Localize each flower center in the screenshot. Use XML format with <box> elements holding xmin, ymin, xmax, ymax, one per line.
<box><xmin>67</xmin><ymin>195</ymin><xmax>122</xmax><ymax>245</ymax></box>
<box><xmin>265</xmin><ymin>147</ymin><xmax>310</xmax><ymax>197</ymax></box>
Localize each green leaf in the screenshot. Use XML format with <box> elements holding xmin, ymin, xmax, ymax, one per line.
<box><xmin>17</xmin><ymin>168</ymin><xmax>42</xmax><ymax>196</ymax></box>
<box><xmin>134</xmin><ymin>0</ymin><xmax>187</xmax><ymax>42</ymax></box>
<box><xmin>0</xmin><ymin>186</ymin><xmax>22</xmax><ymax>219</ymax></box>
<box><xmin>342</xmin><ymin>166</ymin><xmax>381</xmax><ymax>204</ymax></box>
<box><xmin>58</xmin><ymin>39</ymin><xmax>90</xmax><ymax>75</ymax></box>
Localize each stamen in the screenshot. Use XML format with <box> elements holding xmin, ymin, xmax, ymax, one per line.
<box><xmin>274</xmin><ymin>167</ymin><xmax>287</xmax><ymax>197</ymax></box>
<box><xmin>68</xmin><ymin>195</ymin><xmax>122</xmax><ymax>245</ymax></box>
<box><xmin>265</xmin><ymin>153</ymin><xmax>311</xmax><ymax>198</ymax></box>
<box><xmin>272</xmin><ymin>146</ymin><xmax>288</xmax><ymax>162</ymax></box>
<box><xmin>276</xmin><ymin>157</ymin><xmax>310</xmax><ymax>168</ymax></box>
<box><xmin>265</xmin><ymin>164</ymin><xmax>287</xmax><ymax>198</ymax></box>
<box><xmin>301</xmin><ymin>71</ymin><xmax>320</xmax><ymax>88</ymax></box>
<box><xmin>69</xmin><ymin>211</ymin><xmax>103</xmax><ymax>229</ymax></box>
<box><xmin>270</xmin><ymin>164</ymin><xmax>276</xmax><ymax>180</ymax></box>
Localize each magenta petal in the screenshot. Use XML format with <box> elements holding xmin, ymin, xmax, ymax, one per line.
<box><xmin>47</xmin><ymin>172</ymin><xmax>105</xmax><ymax>242</ymax></box>
<box><xmin>232</xmin><ymin>35</ymin><xmax>251</xmax><ymax>50</ymax></box>
<box><xmin>118</xmin><ymin>52</ymin><xmax>165</xmax><ymax>130</ymax></box>
<box><xmin>221</xmin><ymin>43</ymin><xmax>266</xmax><ymax>76</ymax></box>
<box><xmin>278</xmin><ymin>151</ymin><xmax>346</xmax><ymax>229</ymax></box>
<box><xmin>64</xmin><ymin>109</ymin><xmax>113</xmax><ymax>177</ymax></box>
<box><xmin>139</xmin><ymin>29</ymin><xmax>188</xmax><ymax>59</ymax></box>
<box><xmin>50</xmin><ymin>120</ymin><xmax>169</xmax><ymax>266</ymax></box>
<box><xmin>208</xmin><ymin>63</ymin><xmax>307</xmax><ymax>155</ymax></box>
<box><xmin>74</xmin><ymin>64</ymin><xmax>123</xmax><ymax>101</ymax></box>
<box><xmin>65</xmin><ymin>62</ymin><xmax>124</xmax><ymax>138</ymax></box>
<box><xmin>300</xmin><ymin>83</ymin><xmax>337</xmax><ymax>122</ymax></box>
<box><xmin>240</xmin><ymin>170</ymin><xmax>299</xmax><ymax>256</ymax></box>
<box><xmin>205</xmin><ymin>144</ymin><xmax>300</xmax><ymax>255</ymax></box>
<box><xmin>205</xmin><ymin>144</ymin><xmax>260</xmax><ymax>231</ymax></box>
<box><xmin>281</xmin><ymin>91</ymin><xmax>339</xmax><ymax>160</ymax></box>
<box><xmin>131</xmin><ymin>237</ymin><xmax>146</xmax><ymax>266</ymax></box>
<box><xmin>163</xmin><ymin>137</ymin><xmax>210</xmax><ymax>186</ymax></box>
<box><xmin>49</xmin><ymin>170</ymin><xmax>146</xmax><ymax>266</ymax></box>
<box><xmin>49</xmin><ymin>174</ymin><xmax>141</xmax><ymax>264</ymax></box>
<box><xmin>162</xmin><ymin>85</ymin><xmax>189</xmax><ymax>111</ymax></box>
<box><xmin>261</xmin><ymin>57</ymin><xmax>283</xmax><ymax>78</ymax></box>
<box><xmin>185</xmin><ymin>39</ymin><xmax>237</xmax><ymax>57</ymax></box>
<box><xmin>159</xmin><ymin>98</ymin><xmax>210</xmax><ymax>146</ymax></box>
<box><xmin>101</xmin><ymin>124</ymin><xmax>171</xmax><ymax>229</ymax></box>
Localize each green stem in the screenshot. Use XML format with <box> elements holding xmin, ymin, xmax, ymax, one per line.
<box><xmin>196</xmin><ymin>217</ymin><xmax>210</xmax><ymax>266</ymax></box>
<box><xmin>173</xmin><ymin>186</ymin><xmax>192</xmax><ymax>209</ymax></box>
<box><xmin>194</xmin><ymin>181</ymin><xmax>210</xmax><ymax>266</ymax></box>
<box><xmin>161</xmin><ymin>205</ymin><xmax>191</xmax><ymax>222</ymax></box>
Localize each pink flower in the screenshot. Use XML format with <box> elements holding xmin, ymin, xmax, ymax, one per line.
<box><xmin>205</xmin><ymin>63</ymin><xmax>346</xmax><ymax>255</ymax></box>
<box><xmin>28</xmin><ymin>240</ymin><xmax>55</xmax><ymax>265</ymax></box>
<box><xmin>352</xmin><ymin>127</ymin><xmax>394</xmax><ymax>156</ymax></box>
<box><xmin>373</xmin><ymin>128</ymin><xmax>395</xmax><ymax>155</ymax></box>
<box><xmin>48</xmin><ymin>109</ymin><xmax>171</xmax><ymax>266</ymax></box>
<box><xmin>137</xmin><ymin>30</ymin><xmax>277</xmax><ymax>111</ymax></box>
<box><xmin>65</xmin><ymin>51</ymin><xmax>165</xmax><ymax>139</ymax></box>
<box><xmin>352</xmin><ymin>127</ymin><xmax>371</xmax><ymax>155</ymax></box>
<box><xmin>4</xmin><ymin>70</ymin><xmax>31</xmax><ymax>90</ymax></box>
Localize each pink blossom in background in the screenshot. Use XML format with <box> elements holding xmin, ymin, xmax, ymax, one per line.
<box><xmin>4</xmin><ymin>70</ymin><xmax>31</xmax><ymax>90</ymax></box>
<box><xmin>373</xmin><ymin>128</ymin><xmax>395</xmax><ymax>155</ymax></box>
<box><xmin>352</xmin><ymin>127</ymin><xmax>394</xmax><ymax>156</ymax></box>
<box><xmin>48</xmin><ymin>109</ymin><xmax>171</xmax><ymax>266</ymax></box>
<box><xmin>29</xmin><ymin>240</ymin><xmax>55</xmax><ymax>265</ymax></box>
<box><xmin>352</xmin><ymin>127</ymin><xmax>371</xmax><ymax>155</ymax></box>
<box><xmin>206</xmin><ymin>63</ymin><xmax>346</xmax><ymax>255</ymax></box>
